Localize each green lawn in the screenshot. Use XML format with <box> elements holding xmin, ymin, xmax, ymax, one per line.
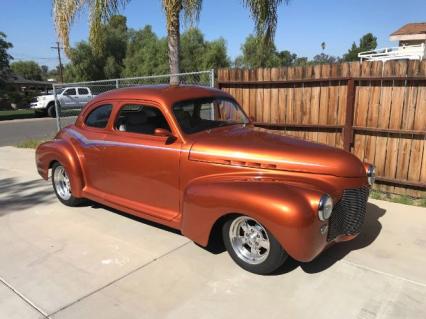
<box><xmin>16</xmin><ymin>138</ymin><xmax>47</xmax><ymax>149</ymax></box>
<box><xmin>370</xmin><ymin>190</ymin><xmax>426</xmax><ymax>207</ymax></box>
<box><xmin>0</xmin><ymin>109</ymin><xmax>36</xmax><ymax>121</ymax></box>
<box><xmin>0</xmin><ymin>109</ymin><xmax>81</xmax><ymax>121</ymax></box>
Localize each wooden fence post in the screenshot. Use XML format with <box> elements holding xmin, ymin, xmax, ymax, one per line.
<box><xmin>343</xmin><ymin>78</ymin><xmax>356</xmax><ymax>152</ymax></box>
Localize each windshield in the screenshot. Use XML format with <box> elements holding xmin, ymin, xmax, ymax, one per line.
<box><xmin>173</xmin><ymin>97</ymin><xmax>249</xmax><ymax>134</ymax></box>
<box><xmin>48</xmin><ymin>89</ymin><xmax>65</xmax><ymax>95</ymax></box>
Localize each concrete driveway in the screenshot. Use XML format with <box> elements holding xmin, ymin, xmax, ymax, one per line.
<box><xmin>0</xmin><ymin>146</ymin><xmax>425</xmax><ymax>319</ymax></box>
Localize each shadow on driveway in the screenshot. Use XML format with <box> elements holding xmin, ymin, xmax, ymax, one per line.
<box><xmin>86</xmin><ymin>201</ymin><xmax>182</xmax><ymax>236</ymax></box>
<box><xmin>0</xmin><ymin>177</ymin><xmax>55</xmax><ymax>213</ymax></box>
<box><xmin>88</xmin><ymin>199</ymin><xmax>385</xmax><ymax>276</ymax></box>
<box><xmin>3</xmin><ymin>178</ymin><xmax>384</xmax><ymax>277</ymax></box>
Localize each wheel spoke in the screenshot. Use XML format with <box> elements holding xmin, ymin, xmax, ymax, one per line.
<box><xmin>54</xmin><ymin>165</ymin><xmax>72</xmax><ymax>201</ymax></box>
<box><xmin>241</xmin><ymin>221</ymin><xmax>249</xmax><ymax>233</ymax></box>
<box><xmin>258</xmin><ymin>238</ymin><xmax>270</xmax><ymax>250</ymax></box>
<box><xmin>229</xmin><ymin>216</ymin><xmax>270</xmax><ymax>265</ymax></box>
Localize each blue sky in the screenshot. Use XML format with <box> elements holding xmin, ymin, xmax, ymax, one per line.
<box><xmin>1</xmin><ymin>0</ymin><xmax>425</xmax><ymax>69</ymax></box>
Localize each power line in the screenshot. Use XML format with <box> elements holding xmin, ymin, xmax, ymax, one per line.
<box><xmin>13</xmin><ymin>57</ymin><xmax>58</xmax><ymax>60</ymax></box>
<box><xmin>51</xmin><ymin>42</ymin><xmax>64</xmax><ymax>83</ymax></box>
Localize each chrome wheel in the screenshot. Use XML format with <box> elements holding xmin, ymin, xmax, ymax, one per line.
<box><xmin>229</xmin><ymin>216</ymin><xmax>270</xmax><ymax>265</ymax></box>
<box><xmin>53</xmin><ymin>165</ymin><xmax>71</xmax><ymax>200</ymax></box>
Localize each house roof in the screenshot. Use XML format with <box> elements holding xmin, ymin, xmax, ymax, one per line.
<box><xmin>5</xmin><ymin>73</ymin><xmax>53</xmax><ymax>86</ymax></box>
<box><xmin>391</xmin><ymin>23</ymin><xmax>426</xmax><ymax>36</ymax></box>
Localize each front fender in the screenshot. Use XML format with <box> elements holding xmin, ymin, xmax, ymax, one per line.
<box><xmin>35</xmin><ymin>139</ymin><xmax>84</xmax><ymax>198</ymax></box>
<box><xmin>181</xmin><ymin>175</ymin><xmax>328</xmax><ymax>262</ymax></box>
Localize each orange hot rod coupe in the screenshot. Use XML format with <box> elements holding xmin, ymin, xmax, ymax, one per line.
<box><xmin>36</xmin><ymin>85</ymin><xmax>375</xmax><ymax>274</ymax></box>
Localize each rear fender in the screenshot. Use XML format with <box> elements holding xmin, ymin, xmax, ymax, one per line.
<box><xmin>181</xmin><ymin>175</ymin><xmax>327</xmax><ymax>261</ymax></box>
<box><xmin>35</xmin><ymin>140</ymin><xmax>84</xmax><ymax>198</ymax></box>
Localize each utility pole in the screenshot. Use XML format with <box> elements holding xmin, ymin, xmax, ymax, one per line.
<box><xmin>51</xmin><ymin>42</ymin><xmax>64</xmax><ymax>83</ymax></box>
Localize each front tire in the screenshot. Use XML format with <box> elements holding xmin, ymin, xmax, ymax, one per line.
<box><xmin>51</xmin><ymin>162</ymin><xmax>83</xmax><ymax>206</ymax></box>
<box><xmin>47</xmin><ymin>102</ymin><xmax>57</xmax><ymax>118</ymax></box>
<box><xmin>223</xmin><ymin>215</ymin><xmax>288</xmax><ymax>275</ymax></box>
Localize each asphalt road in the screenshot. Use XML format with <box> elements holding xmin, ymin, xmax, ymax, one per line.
<box><xmin>0</xmin><ymin>116</ymin><xmax>77</xmax><ymax>146</ymax></box>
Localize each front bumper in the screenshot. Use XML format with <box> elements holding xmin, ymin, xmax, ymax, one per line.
<box><xmin>285</xmin><ymin>184</ymin><xmax>370</xmax><ymax>262</ymax></box>
<box><xmin>30</xmin><ymin>101</ymin><xmax>47</xmax><ymax>109</ymax></box>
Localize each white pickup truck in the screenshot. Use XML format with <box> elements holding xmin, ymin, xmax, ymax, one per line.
<box><xmin>30</xmin><ymin>87</ymin><xmax>95</xmax><ymax>117</ymax></box>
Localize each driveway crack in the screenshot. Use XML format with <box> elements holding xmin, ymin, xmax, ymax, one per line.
<box><xmin>0</xmin><ymin>275</ymin><xmax>49</xmax><ymax>318</ymax></box>
<box><xmin>48</xmin><ymin>240</ymin><xmax>191</xmax><ymax>317</ymax></box>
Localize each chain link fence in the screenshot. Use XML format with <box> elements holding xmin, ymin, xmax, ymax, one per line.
<box><xmin>52</xmin><ymin>69</ymin><xmax>214</xmax><ymax>130</ymax></box>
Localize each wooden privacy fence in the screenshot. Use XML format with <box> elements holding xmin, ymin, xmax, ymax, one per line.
<box><xmin>217</xmin><ymin>60</ymin><xmax>426</xmax><ymax>198</ymax></box>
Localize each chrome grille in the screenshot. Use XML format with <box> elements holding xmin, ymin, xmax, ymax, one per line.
<box><xmin>327</xmin><ymin>186</ymin><xmax>369</xmax><ymax>241</ymax></box>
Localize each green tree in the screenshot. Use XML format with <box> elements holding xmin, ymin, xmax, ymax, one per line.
<box><xmin>235</xmin><ymin>34</ymin><xmax>307</xmax><ymax>68</ymax></box>
<box><xmin>10</xmin><ymin>61</ymin><xmax>44</xmax><ymax>81</ymax></box>
<box><xmin>201</xmin><ymin>38</ymin><xmax>230</xmax><ymax>70</ymax></box>
<box><xmin>0</xmin><ymin>31</ymin><xmax>13</xmax><ymax>81</ymax></box>
<box><xmin>47</xmin><ymin>66</ymin><xmax>61</xmax><ymax>81</ymax></box>
<box><xmin>64</xmin><ymin>16</ymin><xmax>128</xmax><ymax>81</ymax></box>
<box><xmin>53</xmin><ymin>0</ymin><xmax>286</xmax><ymax>83</ymax></box>
<box><xmin>41</xmin><ymin>65</ymin><xmax>49</xmax><ymax>80</ymax></box>
<box><xmin>180</xmin><ymin>28</ymin><xmax>229</xmax><ymax>72</ymax></box>
<box><xmin>123</xmin><ymin>25</ymin><xmax>169</xmax><ymax>77</ymax></box>
<box><xmin>276</xmin><ymin>50</ymin><xmax>298</xmax><ymax>66</ymax></box>
<box><xmin>124</xmin><ymin>26</ymin><xmax>229</xmax><ymax>76</ymax></box>
<box><xmin>343</xmin><ymin>33</ymin><xmax>377</xmax><ymax>62</ymax></box>
<box><xmin>235</xmin><ymin>34</ymin><xmax>279</xmax><ymax>68</ymax></box>
<box><xmin>312</xmin><ymin>53</ymin><xmax>338</xmax><ymax>64</ymax></box>
<box><xmin>100</xmin><ymin>15</ymin><xmax>128</xmax><ymax>78</ymax></box>
<box><xmin>64</xmin><ymin>42</ymin><xmax>103</xmax><ymax>82</ymax></box>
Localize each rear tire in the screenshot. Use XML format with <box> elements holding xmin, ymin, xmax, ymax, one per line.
<box><xmin>47</xmin><ymin>102</ymin><xmax>57</xmax><ymax>118</ymax></box>
<box><xmin>51</xmin><ymin>162</ymin><xmax>83</xmax><ymax>207</ymax></box>
<box><xmin>223</xmin><ymin>215</ymin><xmax>288</xmax><ymax>275</ymax></box>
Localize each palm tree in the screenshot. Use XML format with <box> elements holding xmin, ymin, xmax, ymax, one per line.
<box><xmin>53</xmin><ymin>0</ymin><xmax>286</xmax><ymax>84</ymax></box>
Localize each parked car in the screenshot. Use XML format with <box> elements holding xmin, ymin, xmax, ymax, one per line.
<box><xmin>35</xmin><ymin>85</ymin><xmax>375</xmax><ymax>274</ymax></box>
<box><xmin>30</xmin><ymin>87</ymin><xmax>95</xmax><ymax>117</ymax></box>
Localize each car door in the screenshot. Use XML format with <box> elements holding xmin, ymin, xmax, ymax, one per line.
<box><xmin>77</xmin><ymin>87</ymin><xmax>91</xmax><ymax>107</ymax></box>
<box><xmin>59</xmin><ymin>88</ymin><xmax>78</xmax><ymax>108</ymax></box>
<box><xmin>76</xmin><ymin>103</ymin><xmax>113</xmax><ymax>196</ymax></box>
<box><xmin>97</xmin><ymin>102</ymin><xmax>182</xmax><ymax>221</ymax></box>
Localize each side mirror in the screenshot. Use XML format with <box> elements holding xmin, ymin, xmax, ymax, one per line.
<box><xmin>154</xmin><ymin>128</ymin><xmax>172</xmax><ymax>137</ymax></box>
<box><xmin>249</xmin><ymin>116</ymin><xmax>255</xmax><ymax>123</ymax></box>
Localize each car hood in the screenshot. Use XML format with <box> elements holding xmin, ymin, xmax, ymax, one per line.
<box><xmin>37</xmin><ymin>95</ymin><xmax>54</xmax><ymax>99</ymax></box>
<box><xmin>188</xmin><ymin>125</ymin><xmax>366</xmax><ymax>177</ymax></box>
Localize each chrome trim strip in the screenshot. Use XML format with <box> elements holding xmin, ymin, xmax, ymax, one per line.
<box><xmin>65</xmin><ymin>128</ymin><xmax>179</xmax><ymax>152</ymax></box>
<box><xmin>65</xmin><ymin>128</ymin><xmax>323</xmax><ymax>168</ymax></box>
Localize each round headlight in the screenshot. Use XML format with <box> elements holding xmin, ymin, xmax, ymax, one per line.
<box><xmin>318</xmin><ymin>195</ymin><xmax>333</xmax><ymax>221</ymax></box>
<box><xmin>367</xmin><ymin>164</ymin><xmax>376</xmax><ymax>185</ymax></box>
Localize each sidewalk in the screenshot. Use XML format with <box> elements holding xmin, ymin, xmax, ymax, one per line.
<box><xmin>0</xmin><ymin>146</ymin><xmax>425</xmax><ymax>319</ymax></box>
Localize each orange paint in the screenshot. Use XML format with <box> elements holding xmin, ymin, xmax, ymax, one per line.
<box><xmin>36</xmin><ymin>85</ymin><xmax>371</xmax><ymax>262</ymax></box>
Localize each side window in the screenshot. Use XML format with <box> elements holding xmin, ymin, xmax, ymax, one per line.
<box><xmin>78</xmin><ymin>88</ymin><xmax>89</xmax><ymax>95</ymax></box>
<box><xmin>85</xmin><ymin>104</ymin><xmax>113</xmax><ymax>128</ymax></box>
<box><xmin>63</xmin><ymin>88</ymin><xmax>76</xmax><ymax>96</ymax></box>
<box><xmin>115</xmin><ymin>104</ymin><xmax>171</xmax><ymax>135</ymax></box>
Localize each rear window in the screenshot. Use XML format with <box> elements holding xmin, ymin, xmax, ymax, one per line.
<box><xmin>78</xmin><ymin>88</ymin><xmax>89</xmax><ymax>95</ymax></box>
<box><xmin>85</xmin><ymin>104</ymin><xmax>112</xmax><ymax>128</ymax></box>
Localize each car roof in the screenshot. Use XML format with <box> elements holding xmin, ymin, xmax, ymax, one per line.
<box><xmin>89</xmin><ymin>85</ymin><xmax>232</xmax><ymax>108</ymax></box>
